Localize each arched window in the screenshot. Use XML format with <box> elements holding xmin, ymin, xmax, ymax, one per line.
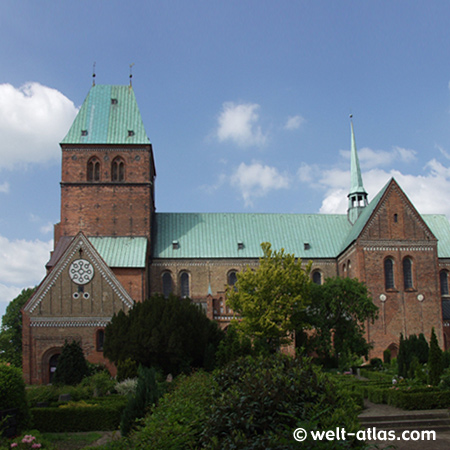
<box><xmin>384</xmin><ymin>258</ymin><xmax>395</xmax><ymax>290</ymax></box>
<box><xmin>227</xmin><ymin>270</ymin><xmax>238</xmax><ymax>289</ymax></box>
<box><xmin>441</xmin><ymin>270</ymin><xmax>449</xmax><ymax>296</ymax></box>
<box><xmin>96</xmin><ymin>329</ymin><xmax>104</xmax><ymax>352</ymax></box>
<box><xmin>111</xmin><ymin>157</ymin><xmax>125</xmax><ymax>182</ymax></box>
<box><xmin>162</xmin><ymin>272</ymin><xmax>173</xmax><ymax>299</ymax></box>
<box><xmin>87</xmin><ymin>157</ymin><xmax>101</xmax><ymax>181</ymax></box>
<box><xmin>312</xmin><ymin>270</ymin><xmax>322</xmax><ymax>285</ymax></box>
<box><xmin>180</xmin><ymin>271</ymin><xmax>190</xmax><ymax>298</ymax></box>
<box><xmin>403</xmin><ymin>257</ymin><xmax>413</xmax><ymax>290</ymax></box>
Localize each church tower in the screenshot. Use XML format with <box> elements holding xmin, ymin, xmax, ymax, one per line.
<box><xmin>57</xmin><ymin>84</ymin><xmax>156</xmax><ymax>242</ymax></box>
<box><xmin>347</xmin><ymin>117</ymin><xmax>368</xmax><ymax>224</ymax></box>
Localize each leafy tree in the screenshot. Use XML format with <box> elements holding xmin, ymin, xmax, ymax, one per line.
<box><xmin>397</xmin><ymin>333</ymin><xmax>429</xmax><ymax>378</ymax></box>
<box><xmin>0</xmin><ymin>288</ymin><xmax>35</xmax><ymax>367</ymax></box>
<box><xmin>104</xmin><ymin>294</ymin><xmax>224</xmax><ymax>375</ymax></box>
<box><xmin>215</xmin><ymin>325</ymin><xmax>252</xmax><ymax>367</ymax></box>
<box><xmin>428</xmin><ymin>327</ymin><xmax>443</xmax><ymax>386</ymax></box>
<box><xmin>53</xmin><ymin>340</ymin><xmax>89</xmax><ymax>385</ymax></box>
<box><xmin>302</xmin><ymin>277</ymin><xmax>378</xmax><ymax>368</ymax></box>
<box><xmin>226</xmin><ymin>242</ymin><xmax>311</xmax><ymax>352</ymax></box>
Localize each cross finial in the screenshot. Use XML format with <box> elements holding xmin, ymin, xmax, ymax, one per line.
<box><xmin>129</xmin><ymin>63</ymin><xmax>135</xmax><ymax>86</ymax></box>
<box><xmin>92</xmin><ymin>62</ymin><xmax>96</xmax><ymax>86</ymax></box>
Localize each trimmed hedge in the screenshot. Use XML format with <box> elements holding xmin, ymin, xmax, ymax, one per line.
<box><xmin>31</xmin><ymin>396</ymin><xmax>127</xmax><ymax>432</ymax></box>
<box><xmin>387</xmin><ymin>389</ymin><xmax>450</xmax><ymax>410</ymax></box>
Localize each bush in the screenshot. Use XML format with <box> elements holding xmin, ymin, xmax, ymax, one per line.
<box><xmin>81</xmin><ymin>372</ymin><xmax>115</xmax><ymax>397</ymax></box>
<box><xmin>116</xmin><ymin>358</ymin><xmax>138</xmax><ymax>382</ymax></box>
<box><xmin>0</xmin><ymin>363</ymin><xmax>29</xmax><ymax>435</ymax></box>
<box><xmin>114</xmin><ymin>378</ymin><xmax>138</xmax><ymax>397</ymax></box>
<box><xmin>27</xmin><ymin>384</ymin><xmax>91</xmax><ymax>407</ymax></box>
<box><xmin>383</xmin><ymin>348</ymin><xmax>391</xmax><ymax>365</ymax></box>
<box><xmin>200</xmin><ymin>354</ymin><xmax>363</xmax><ymax>449</ymax></box>
<box><xmin>120</xmin><ymin>366</ymin><xmax>162</xmax><ymax>437</ymax></box>
<box><xmin>127</xmin><ymin>371</ymin><xmax>216</xmax><ymax>449</ymax></box>
<box><xmin>31</xmin><ymin>396</ymin><xmax>127</xmax><ymax>432</ymax></box>
<box><xmin>53</xmin><ymin>340</ymin><xmax>89</xmax><ymax>386</ymax></box>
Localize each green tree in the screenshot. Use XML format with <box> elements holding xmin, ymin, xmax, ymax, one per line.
<box><xmin>302</xmin><ymin>277</ymin><xmax>378</xmax><ymax>368</ymax></box>
<box><xmin>53</xmin><ymin>340</ymin><xmax>89</xmax><ymax>385</ymax></box>
<box><xmin>0</xmin><ymin>288</ymin><xmax>35</xmax><ymax>367</ymax></box>
<box><xmin>428</xmin><ymin>327</ymin><xmax>443</xmax><ymax>386</ymax></box>
<box><xmin>226</xmin><ymin>242</ymin><xmax>311</xmax><ymax>352</ymax></box>
<box><xmin>104</xmin><ymin>294</ymin><xmax>224</xmax><ymax>375</ymax></box>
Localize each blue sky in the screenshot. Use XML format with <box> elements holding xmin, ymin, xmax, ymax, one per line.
<box><xmin>2</xmin><ymin>1</ymin><xmax>450</xmax><ymax>318</ymax></box>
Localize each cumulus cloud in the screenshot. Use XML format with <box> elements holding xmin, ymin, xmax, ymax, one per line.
<box><xmin>284</xmin><ymin>115</ymin><xmax>305</xmax><ymax>130</ymax></box>
<box><xmin>0</xmin><ymin>235</ymin><xmax>52</xmax><ymax>319</ymax></box>
<box><xmin>0</xmin><ymin>182</ymin><xmax>9</xmax><ymax>193</ymax></box>
<box><xmin>0</xmin><ymin>82</ymin><xmax>78</xmax><ymax>169</ymax></box>
<box><xmin>216</xmin><ymin>102</ymin><xmax>267</xmax><ymax>147</ymax></box>
<box><xmin>231</xmin><ymin>161</ymin><xmax>290</xmax><ymax>206</ymax></box>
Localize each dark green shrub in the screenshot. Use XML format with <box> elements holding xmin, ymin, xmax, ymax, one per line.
<box><xmin>370</xmin><ymin>357</ymin><xmax>383</xmax><ymax>369</ymax></box>
<box><xmin>27</xmin><ymin>384</ymin><xmax>91</xmax><ymax>406</ymax></box>
<box><xmin>200</xmin><ymin>354</ymin><xmax>363</xmax><ymax>449</ymax></box>
<box><xmin>442</xmin><ymin>350</ymin><xmax>450</xmax><ymax>369</ymax></box>
<box><xmin>127</xmin><ymin>371</ymin><xmax>216</xmax><ymax>449</ymax></box>
<box><xmin>0</xmin><ymin>363</ymin><xmax>29</xmax><ymax>434</ymax></box>
<box><xmin>31</xmin><ymin>396</ymin><xmax>127</xmax><ymax>432</ymax></box>
<box><xmin>428</xmin><ymin>327</ymin><xmax>443</xmax><ymax>386</ymax></box>
<box><xmin>53</xmin><ymin>340</ymin><xmax>89</xmax><ymax>386</ymax></box>
<box><xmin>215</xmin><ymin>325</ymin><xmax>252</xmax><ymax>367</ymax></box>
<box><xmin>120</xmin><ymin>366</ymin><xmax>162</xmax><ymax>437</ymax></box>
<box><xmin>383</xmin><ymin>348</ymin><xmax>391</xmax><ymax>365</ymax></box>
<box><xmin>116</xmin><ymin>358</ymin><xmax>138</xmax><ymax>382</ymax></box>
<box><xmin>81</xmin><ymin>372</ymin><xmax>116</xmax><ymax>397</ymax></box>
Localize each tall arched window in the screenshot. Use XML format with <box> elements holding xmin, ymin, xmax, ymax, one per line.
<box><xmin>441</xmin><ymin>270</ymin><xmax>449</xmax><ymax>296</ymax></box>
<box><xmin>312</xmin><ymin>270</ymin><xmax>322</xmax><ymax>285</ymax></box>
<box><xmin>87</xmin><ymin>157</ymin><xmax>101</xmax><ymax>181</ymax></box>
<box><xmin>384</xmin><ymin>258</ymin><xmax>395</xmax><ymax>290</ymax></box>
<box><xmin>403</xmin><ymin>257</ymin><xmax>413</xmax><ymax>290</ymax></box>
<box><xmin>162</xmin><ymin>272</ymin><xmax>173</xmax><ymax>299</ymax></box>
<box><xmin>180</xmin><ymin>272</ymin><xmax>190</xmax><ymax>298</ymax></box>
<box><xmin>227</xmin><ymin>270</ymin><xmax>238</xmax><ymax>289</ymax></box>
<box><xmin>111</xmin><ymin>157</ymin><xmax>125</xmax><ymax>182</ymax></box>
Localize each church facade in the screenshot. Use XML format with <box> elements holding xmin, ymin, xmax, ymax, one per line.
<box><xmin>22</xmin><ymin>83</ymin><xmax>450</xmax><ymax>384</ymax></box>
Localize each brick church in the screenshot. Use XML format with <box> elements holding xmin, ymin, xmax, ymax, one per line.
<box><xmin>22</xmin><ymin>83</ymin><xmax>450</xmax><ymax>384</ymax></box>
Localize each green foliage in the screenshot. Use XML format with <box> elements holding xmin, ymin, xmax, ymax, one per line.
<box><xmin>200</xmin><ymin>354</ymin><xmax>363</xmax><ymax>449</ymax></box>
<box><xmin>226</xmin><ymin>242</ymin><xmax>311</xmax><ymax>352</ymax></box>
<box><xmin>53</xmin><ymin>340</ymin><xmax>89</xmax><ymax>386</ymax></box>
<box><xmin>30</xmin><ymin>397</ymin><xmax>127</xmax><ymax>432</ymax></box>
<box><xmin>397</xmin><ymin>333</ymin><xmax>430</xmax><ymax>378</ymax></box>
<box><xmin>303</xmin><ymin>277</ymin><xmax>378</xmax><ymax>367</ymax></box>
<box><xmin>114</xmin><ymin>378</ymin><xmax>138</xmax><ymax>397</ymax></box>
<box><xmin>215</xmin><ymin>325</ymin><xmax>252</xmax><ymax>367</ymax></box>
<box><xmin>0</xmin><ymin>288</ymin><xmax>35</xmax><ymax>368</ymax></box>
<box><xmin>120</xmin><ymin>366</ymin><xmax>162</xmax><ymax>437</ymax></box>
<box><xmin>428</xmin><ymin>327</ymin><xmax>443</xmax><ymax>386</ymax></box>
<box><xmin>116</xmin><ymin>358</ymin><xmax>138</xmax><ymax>382</ymax></box>
<box><xmin>370</xmin><ymin>358</ymin><xmax>383</xmax><ymax>369</ymax></box>
<box><xmin>81</xmin><ymin>372</ymin><xmax>115</xmax><ymax>397</ymax></box>
<box><xmin>26</xmin><ymin>384</ymin><xmax>91</xmax><ymax>407</ymax></box>
<box><xmin>104</xmin><ymin>294</ymin><xmax>224</xmax><ymax>376</ymax></box>
<box><xmin>442</xmin><ymin>349</ymin><xmax>450</xmax><ymax>370</ymax></box>
<box><xmin>0</xmin><ymin>363</ymin><xmax>29</xmax><ymax>433</ymax></box>
<box><xmin>383</xmin><ymin>348</ymin><xmax>391</xmax><ymax>365</ymax></box>
<box><xmin>128</xmin><ymin>371</ymin><xmax>216</xmax><ymax>450</ymax></box>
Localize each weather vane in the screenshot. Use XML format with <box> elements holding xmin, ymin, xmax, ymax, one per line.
<box><xmin>129</xmin><ymin>63</ymin><xmax>135</xmax><ymax>86</ymax></box>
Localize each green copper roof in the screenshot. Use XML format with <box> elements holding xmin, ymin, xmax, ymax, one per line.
<box><xmin>89</xmin><ymin>237</ymin><xmax>147</xmax><ymax>267</ymax></box>
<box><xmin>349</xmin><ymin>121</ymin><xmax>367</xmax><ymax>196</ymax></box>
<box><xmin>153</xmin><ymin>213</ymin><xmax>352</xmax><ymax>259</ymax></box>
<box><xmin>423</xmin><ymin>215</ymin><xmax>450</xmax><ymax>258</ymax></box>
<box><xmin>61</xmin><ymin>85</ymin><xmax>150</xmax><ymax>145</ymax></box>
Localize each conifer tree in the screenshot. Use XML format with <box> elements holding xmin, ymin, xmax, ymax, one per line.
<box><xmin>428</xmin><ymin>327</ymin><xmax>443</xmax><ymax>386</ymax></box>
<box><xmin>53</xmin><ymin>340</ymin><xmax>89</xmax><ymax>385</ymax></box>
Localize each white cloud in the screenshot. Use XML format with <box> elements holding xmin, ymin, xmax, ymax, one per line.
<box><xmin>0</xmin><ymin>235</ymin><xmax>52</xmax><ymax>320</ymax></box>
<box><xmin>284</xmin><ymin>115</ymin><xmax>305</xmax><ymax>130</ymax></box>
<box><xmin>216</xmin><ymin>102</ymin><xmax>267</xmax><ymax>147</ymax></box>
<box><xmin>340</xmin><ymin>146</ymin><xmax>417</xmax><ymax>170</ymax></box>
<box><xmin>0</xmin><ymin>82</ymin><xmax>78</xmax><ymax>169</ymax></box>
<box><xmin>231</xmin><ymin>161</ymin><xmax>290</xmax><ymax>206</ymax></box>
<box><xmin>0</xmin><ymin>182</ymin><xmax>9</xmax><ymax>193</ymax></box>
<box><xmin>0</xmin><ymin>236</ymin><xmax>52</xmax><ymax>286</ymax></box>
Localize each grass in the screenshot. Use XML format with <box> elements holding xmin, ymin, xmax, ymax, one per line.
<box><xmin>41</xmin><ymin>432</ymin><xmax>104</xmax><ymax>450</ymax></box>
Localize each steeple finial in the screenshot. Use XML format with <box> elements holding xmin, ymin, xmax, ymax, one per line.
<box><xmin>129</xmin><ymin>63</ymin><xmax>134</xmax><ymax>87</ymax></box>
<box><xmin>347</xmin><ymin>115</ymin><xmax>368</xmax><ymax>224</ymax></box>
<box><xmin>92</xmin><ymin>62</ymin><xmax>96</xmax><ymax>86</ymax></box>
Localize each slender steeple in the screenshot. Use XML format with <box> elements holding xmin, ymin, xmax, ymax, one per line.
<box><xmin>347</xmin><ymin>116</ymin><xmax>368</xmax><ymax>224</ymax></box>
